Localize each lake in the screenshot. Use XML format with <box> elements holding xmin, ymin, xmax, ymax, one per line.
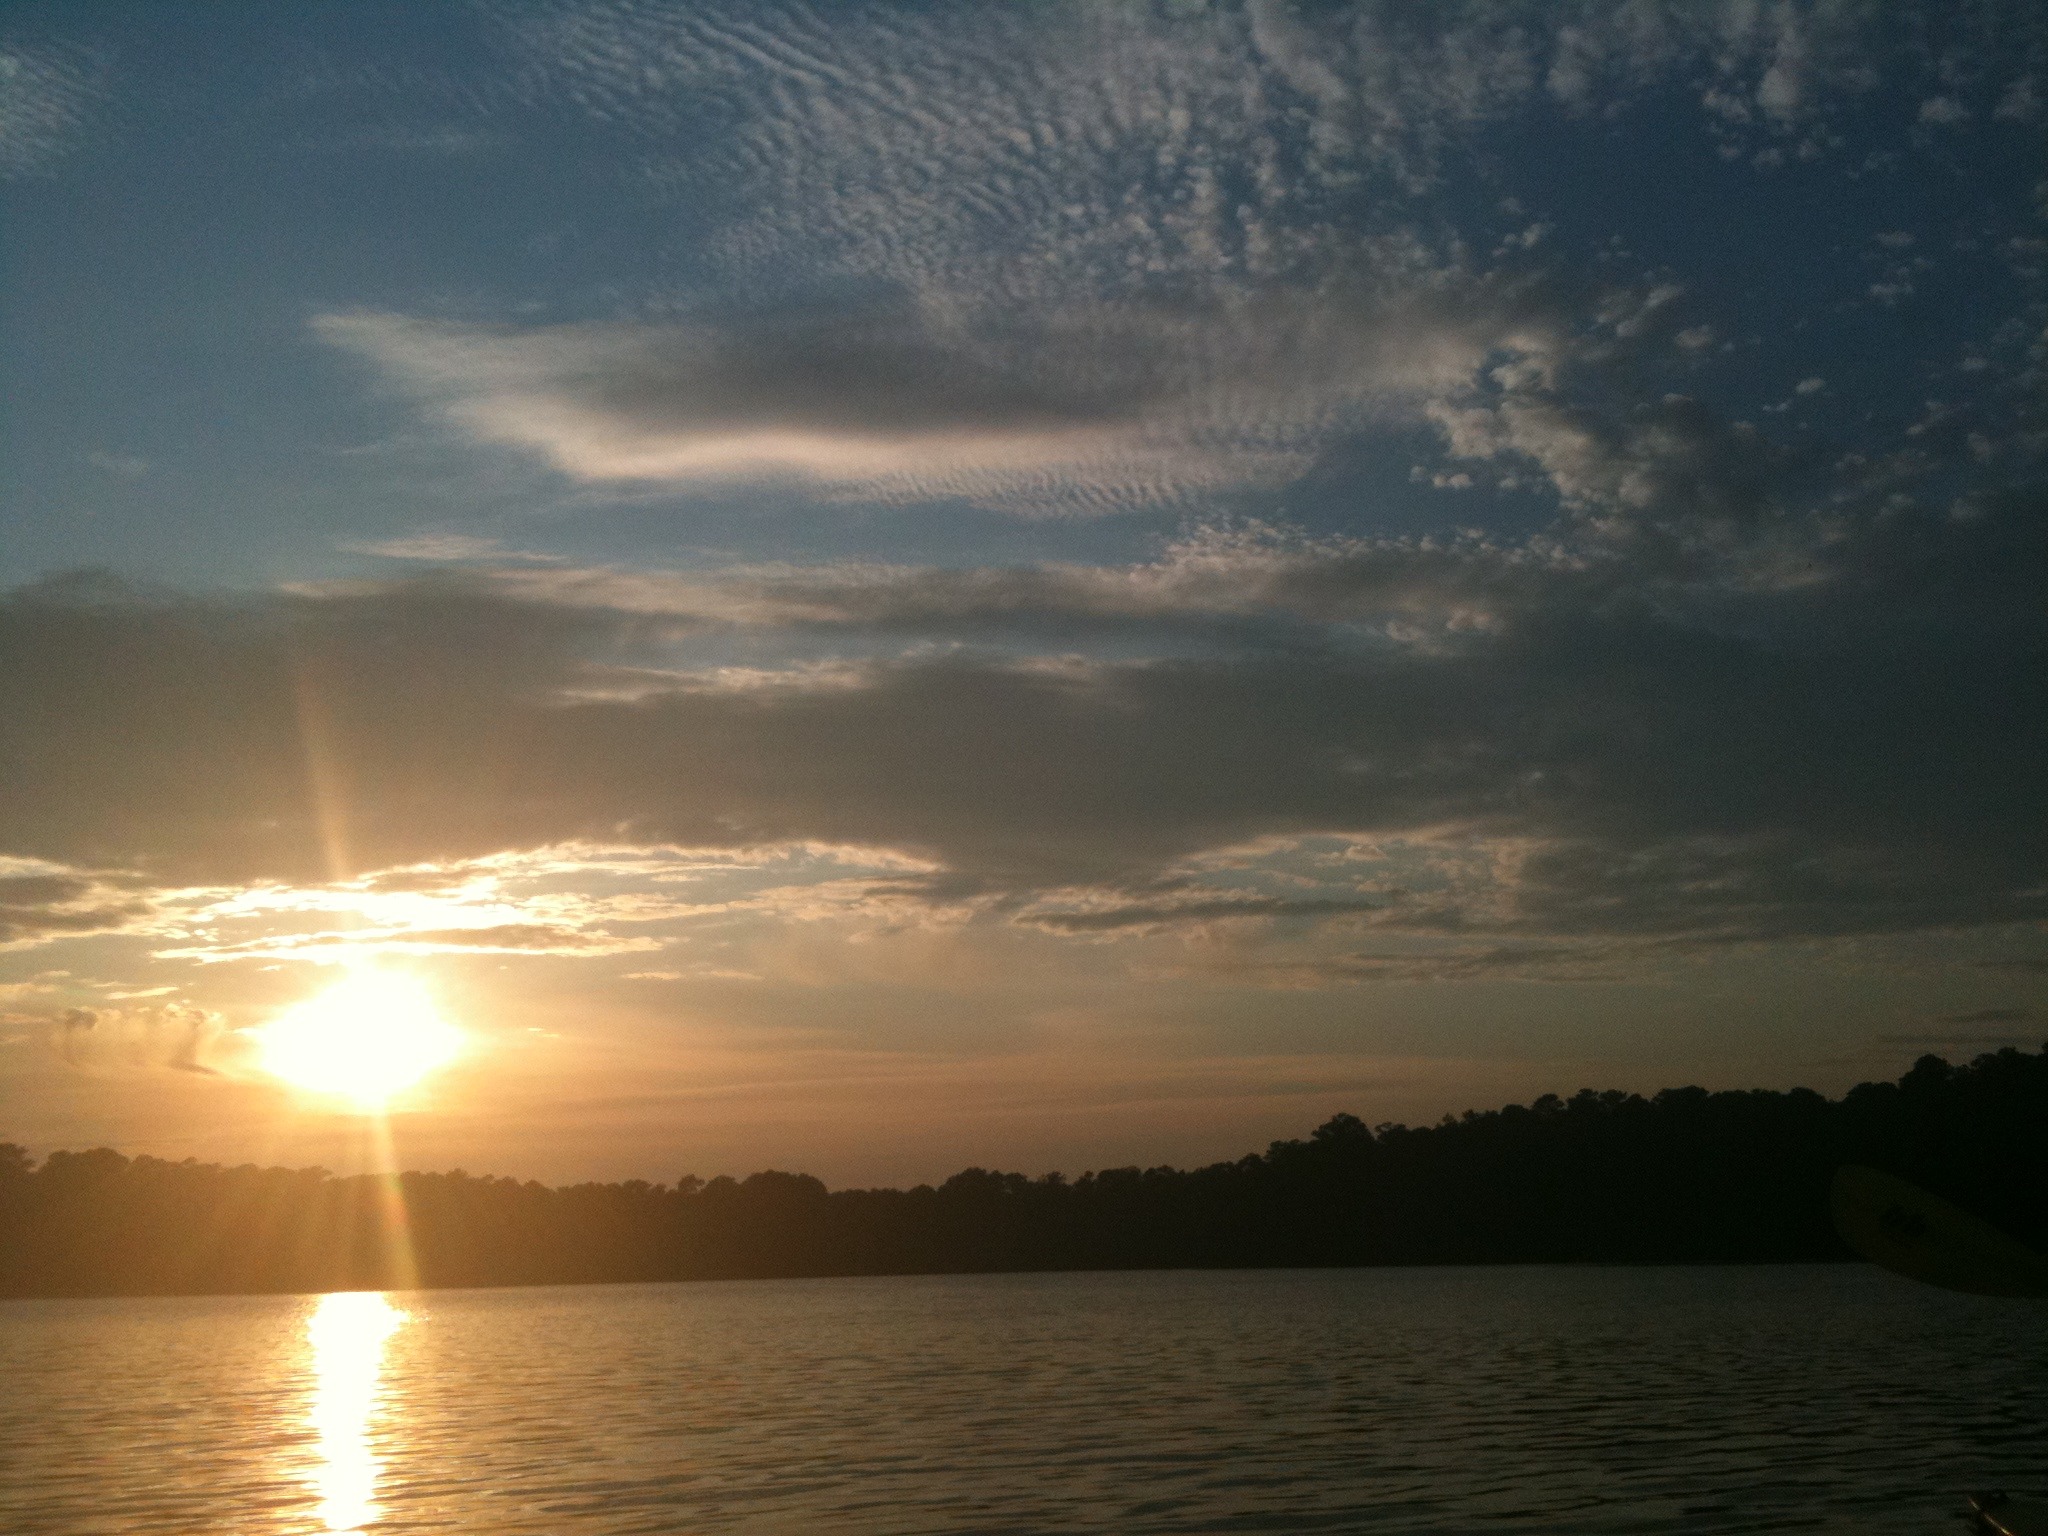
<box><xmin>1</xmin><ymin>1266</ymin><xmax>2042</xmax><ymax>1534</ymax></box>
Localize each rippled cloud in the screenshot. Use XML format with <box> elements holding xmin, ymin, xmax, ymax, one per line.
<box><xmin>0</xmin><ymin>38</ymin><xmax>108</xmax><ymax>178</ymax></box>
<box><xmin>300</xmin><ymin>3</ymin><xmax>2044</xmax><ymax>515</ymax></box>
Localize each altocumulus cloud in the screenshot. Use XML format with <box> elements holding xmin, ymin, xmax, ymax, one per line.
<box><xmin>312</xmin><ymin>1</ymin><xmax>2044</xmax><ymax>518</ymax></box>
<box><xmin>0</xmin><ymin>39</ymin><xmax>108</xmax><ymax>178</ymax></box>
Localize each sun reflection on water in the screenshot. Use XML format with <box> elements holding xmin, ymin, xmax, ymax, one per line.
<box><xmin>305</xmin><ymin>1291</ymin><xmax>406</xmax><ymax>1534</ymax></box>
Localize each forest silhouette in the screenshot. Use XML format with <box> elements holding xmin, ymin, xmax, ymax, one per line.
<box><xmin>4</xmin><ymin>1047</ymin><xmax>2043</xmax><ymax>1298</ymax></box>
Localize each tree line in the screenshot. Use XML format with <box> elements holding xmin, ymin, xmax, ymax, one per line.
<box><xmin>3</xmin><ymin>1046</ymin><xmax>2043</xmax><ymax>1298</ymax></box>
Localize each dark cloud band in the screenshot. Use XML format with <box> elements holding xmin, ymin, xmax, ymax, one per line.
<box><xmin>5</xmin><ymin>488</ymin><xmax>2040</xmax><ymax>947</ymax></box>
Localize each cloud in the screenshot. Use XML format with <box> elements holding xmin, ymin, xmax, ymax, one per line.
<box><xmin>326</xmin><ymin>123</ymin><xmax>499</xmax><ymax>155</ymax></box>
<box><xmin>495</xmin><ymin>1</ymin><xmax>1917</xmax><ymax>241</ymax></box>
<box><xmin>316</xmin><ymin>305</ymin><xmax>1162</xmax><ymax>504</ymax></box>
<box><xmin>0</xmin><ymin>865</ymin><xmax>154</xmax><ymax>947</ymax></box>
<box><xmin>127</xmin><ymin>846</ymin><xmax>734</xmax><ymax>964</ymax></box>
<box><xmin>341</xmin><ymin>533</ymin><xmax>563</xmax><ymax>564</ymax></box>
<box><xmin>459</xmin><ymin>521</ymin><xmax>1599</xmax><ymax>641</ymax></box>
<box><xmin>3</xmin><ymin>470</ymin><xmax>2042</xmax><ymax>954</ymax></box>
<box><xmin>0</xmin><ymin>40</ymin><xmax>107</xmax><ymax>177</ymax></box>
<box><xmin>1995</xmin><ymin>76</ymin><xmax>2041</xmax><ymax>122</ymax></box>
<box><xmin>1428</xmin><ymin>390</ymin><xmax>1789</xmax><ymax>541</ymax></box>
<box><xmin>155</xmin><ymin>923</ymin><xmax>663</xmax><ymax>963</ymax></box>
<box><xmin>1013</xmin><ymin>889</ymin><xmax>1390</xmax><ymax>937</ymax></box>
<box><xmin>52</xmin><ymin>1001</ymin><xmax>227</xmax><ymax>1076</ymax></box>
<box><xmin>1189</xmin><ymin>942</ymin><xmax>1643</xmax><ymax>986</ymax></box>
<box><xmin>86</xmin><ymin>450</ymin><xmax>149</xmax><ymax>478</ymax></box>
<box><xmin>314</xmin><ymin>276</ymin><xmax>1525</xmax><ymax>510</ymax></box>
<box><xmin>300</xmin><ymin>4</ymin><xmax>2045</xmax><ymax>526</ymax></box>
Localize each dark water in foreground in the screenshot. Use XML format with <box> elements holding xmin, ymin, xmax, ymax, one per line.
<box><xmin>2</xmin><ymin>1266</ymin><xmax>2043</xmax><ymax>1534</ymax></box>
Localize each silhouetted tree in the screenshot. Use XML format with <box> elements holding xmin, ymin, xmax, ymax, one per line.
<box><xmin>2</xmin><ymin>1046</ymin><xmax>2042</xmax><ymax>1298</ymax></box>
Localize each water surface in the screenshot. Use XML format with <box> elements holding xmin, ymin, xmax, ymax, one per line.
<box><xmin>3</xmin><ymin>1266</ymin><xmax>2043</xmax><ymax>1534</ymax></box>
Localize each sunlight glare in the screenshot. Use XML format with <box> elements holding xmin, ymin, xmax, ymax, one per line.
<box><xmin>306</xmin><ymin>1291</ymin><xmax>406</xmax><ymax>1535</ymax></box>
<box><xmin>258</xmin><ymin>969</ymin><xmax>463</xmax><ymax>1109</ymax></box>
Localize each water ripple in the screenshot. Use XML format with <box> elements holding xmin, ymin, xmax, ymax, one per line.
<box><xmin>2</xmin><ymin>1267</ymin><xmax>2043</xmax><ymax>1534</ymax></box>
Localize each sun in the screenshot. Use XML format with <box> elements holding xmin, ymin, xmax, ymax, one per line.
<box><xmin>256</xmin><ymin>968</ymin><xmax>463</xmax><ymax>1110</ymax></box>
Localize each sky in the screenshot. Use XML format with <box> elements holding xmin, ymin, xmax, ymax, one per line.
<box><xmin>1</xmin><ymin>0</ymin><xmax>2043</xmax><ymax>1188</ymax></box>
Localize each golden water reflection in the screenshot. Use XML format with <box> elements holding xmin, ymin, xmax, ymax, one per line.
<box><xmin>305</xmin><ymin>1291</ymin><xmax>406</xmax><ymax>1534</ymax></box>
